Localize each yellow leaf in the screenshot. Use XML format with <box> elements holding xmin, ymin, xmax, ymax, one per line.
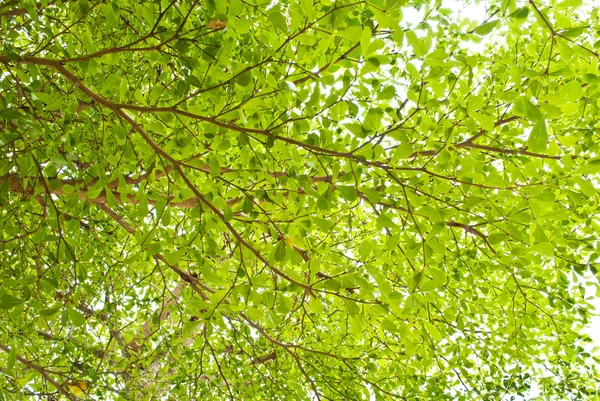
<box><xmin>67</xmin><ymin>381</ymin><xmax>91</xmax><ymax>396</ymax></box>
<box><xmin>284</xmin><ymin>236</ymin><xmax>295</xmax><ymax>248</ymax></box>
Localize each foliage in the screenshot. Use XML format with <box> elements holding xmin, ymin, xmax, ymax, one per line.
<box><xmin>1</xmin><ymin>0</ymin><xmax>600</xmax><ymax>399</ymax></box>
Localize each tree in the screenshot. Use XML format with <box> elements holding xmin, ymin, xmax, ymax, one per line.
<box><xmin>1</xmin><ymin>0</ymin><xmax>599</xmax><ymax>399</ymax></box>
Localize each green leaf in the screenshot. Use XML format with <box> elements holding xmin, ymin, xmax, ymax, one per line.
<box><xmin>268</xmin><ymin>11</ymin><xmax>288</xmax><ymax>33</ymax></box>
<box><xmin>98</xmin><ymin>52</ymin><xmax>120</xmax><ymax>65</ymax></box>
<box><xmin>39</xmin><ymin>306</ymin><xmax>61</xmax><ymax>317</ymax></box>
<box><xmin>337</xmin><ymin>186</ymin><xmax>357</xmax><ymax>202</ymax></box>
<box><xmin>274</xmin><ymin>240</ymin><xmax>287</xmax><ymax>262</ymax></box>
<box><xmin>68</xmin><ymin>308</ymin><xmax>86</xmax><ymax>327</ymax></box>
<box><xmin>360</xmin><ymin>57</ymin><xmax>381</xmax><ymax>75</ymax></box>
<box><xmin>223</xmin><ymin>204</ymin><xmax>233</xmax><ymax>221</ymax></box>
<box><xmin>0</xmin><ymin>294</ymin><xmax>24</xmax><ymax>310</ymax></box>
<box><xmin>582</xmin><ymin>73</ymin><xmax>600</xmax><ymax>84</ymax></box>
<box><xmin>338</xmin><ymin>26</ymin><xmax>361</xmax><ymax>41</ymax></box>
<box><xmin>32</xmin><ymin>92</ymin><xmax>53</xmax><ymax>104</ymax></box>
<box><xmin>237</xmin><ymin>71</ymin><xmax>252</xmax><ymax>86</ymax></box>
<box><xmin>308</xmin><ymin>297</ymin><xmax>324</xmax><ymax>313</ymax></box>
<box><xmin>105</xmin><ymin>188</ymin><xmax>116</xmax><ymax>208</ymax></box>
<box><xmin>558</xmin><ymin>80</ymin><xmax>583</xmax><ymax>102</ymax></box>
<box><xmin>381</xmin><ymin>318</ymin><xmax>399</xmax><ymax>333</ymax></box>
<box><xmin>183</xmin><ymin>320</ymin><xmax>202</xmax><ymax>337</ymax></box>
<box><xmin>366</xmin><ymin>39</ymin><xmax>385</xmax><ymax>56</ymax></box>
<box><xmin>508</xmin><ymin>7</ymin><xmax>529</xmax><ymax>19</ymax></box>
<box><xmin>360</xmin><ymin>187</ymin><xmax>381</xmax><ymax>203</ymax></box>
<box><xmin>164</xmin><ymin>250</ymin><xmax>185</xmax><ymax>265</ymax></box>
<box><xmin>202</xmin><ymin>264</ymin><xmax>226</xmax><ymax>286</ymax></box>
<box><xmin>473</xmin><ymin>20</ymin><xmax>500</xmax><ymax>35</ymax></box>
<box><xmin>210</xmin><ymin>155</ymin><xmax>220</xmax><ymax>177</ymax></box>
<box><xmin>343</xmin><ymin>298</ymin><xmax>360</xmax><ymax>316</ymax></box>
<box><xmin>344</xmin><ymin>123</ymin><xmax>370</xmax><ymax>138</ymax></box>
<box><xmin>424</xmin><ymin>321</ymin><xmax>443</xmax><ymax>341</ymax></box>
<box><xmin>242</xmin><ymin>196</ymin><xmax>253</xmax><ymax>213</ymax></box>
<box><xmin>392</xmin><ymin>143</ymin><xmax>414</xmax><ymax>161</ymax></box>
<box><xmin>313</xmin><ymin>217</ymin><xmax>333</xmax><ymax>232</ymax></box>
<box><xmin>561</xmin><ymin>27</ymin><xmax>585</xmax><ymax>39</ymax></box>
<box><xmin>405</xmin><ymin>30</ymin><xmax>431</xmax><ymax>57</ymax></box>
<box><xmin>573</xmin><ymin>177</ymin><xmax>596</xmax><ymax>197</ymax></box>
<box><xmin>360</xmin><ymin>27</ymin><xmax>372</xmax><ymax>56</ymax></box>
<box><xmin>6</xmin><ymin>344</ymin><xmax>16</xmax><ymax>373</ymax></box>
<box><xmin>472</xmin><ymin>112</ymin><xmax>495</xmax><ymax>130</ymax></box>
<box><xmin>513</xmin><ymin>97</ymin><xmax>544</xmax><ymax>122</ymax></box>
<box><xmin>136</xmin><ymin>194</ymin><xmax>148</xmax><ymax>219</ymax></box>
<box><xmin>527</xmin><ymin>121</ymin><xmax>548</xmax><ymax>153</ymax></box>
<box><xmin>577</xmin><ymin>159</ymin><xmax>600</xmax><ymax>175</ymax></box>
<box><xmin>79</xmin><ymin>0</ymin><xmax>90</xmax><ymax>14</ymax></box>
<box><xmin>376</xmin><ymin>213</ymin><xmax>396</xmax><ymax>228</ymax></box>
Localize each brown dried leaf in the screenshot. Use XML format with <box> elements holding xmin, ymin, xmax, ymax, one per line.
<box><xmin>208</xmin><ymin>20</ymin><xmax>226</xmax><ymax>30</ymax></box>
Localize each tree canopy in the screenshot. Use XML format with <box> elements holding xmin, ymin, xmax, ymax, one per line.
<box><xmin>1</xmin><ymin>0</ymin><xmax>600</xmax><ymax>399</ymax></box>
